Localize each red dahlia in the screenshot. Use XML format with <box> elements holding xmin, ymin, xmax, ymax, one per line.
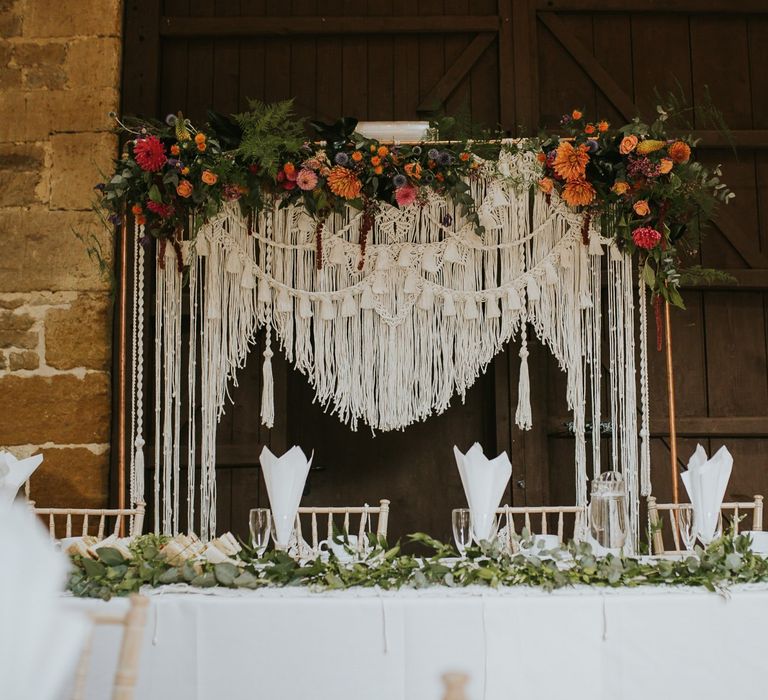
<box><xmin>146</xmin><ymin>200</ymin><xmax>174</xmax><ymax>218</ymax></box>
<box><xmin>632</xmin><ymin>226</ymin><xmax>662</xmax><ymax>250</ymax></box>
<box><xmin>134</xmin><ymin>136</ymin><xmax>167</xmax><ymax>172</ymax></box>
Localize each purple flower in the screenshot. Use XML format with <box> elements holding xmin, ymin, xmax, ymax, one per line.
<box><xmin>441</xmin><ymin>213</ymin><xmax>453</xmax><ymax>227</ymax></box>
<box><xmin>427</xmin><ymin>148</ymin><xmax>439</xmax><ymax>160</ymax></box>
<box><xmin>93</xmin><ymin>183</ymin><xmax>106</xmax><ymax>192</ymax></box>
<box><xmin>586</xmin><ymin>139</ymin><xmax>598</xmax><ymax>153</ymax></box>
<box><xmin>392</xmin><ymin>173</ymin><xmax>407</xmax><ymax>188</ymax></box>
<box><xmin>627</xmin><ymin>155</ymin><xmax>661</xmax><ymax>179</ymax></box>
<box><xmin>167</xmin><ymin>158</ymin><xmax>180</xmax><ymax>167</ymax></box>
<box><xmin>411</xmin><ymin>146</ymin><xmax>422</xmax><ymax>156</ymax></box>
<box><xmin>334</xmin><ymin>151</ymin><xmax>350</xmax><ymax>166</ymax></box>
<box><xmin>560</xmin><ymin>114</ymin><xmax>571</xmax><ymax>125</ymax></box>
<box><xmin>437</xmin><ymin>151</ymin><xmax>452</xmax><ymax>166</ymax></box>
<box><xmin>165</xmin><ymin>114</ymin><xmax>178</xmax><ymax>126</ymax></box>
<box><xmin>108</xmin><ymin>214</ymin><xmax>122</xmax><ymax>226</ymax></box>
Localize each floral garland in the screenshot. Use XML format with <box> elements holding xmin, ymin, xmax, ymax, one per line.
<box><xmin>67</xmin><ymin>530</ymin><xmax>767</xmax><ymax>600</ymax></box>
<box><xmin>95</xmin><ymin>100</ymin><xmax>732</xmax><ymax>304</ymax></box>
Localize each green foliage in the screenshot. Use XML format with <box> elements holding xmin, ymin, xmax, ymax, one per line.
<box><xmin>67</xmin><ymin>530</ymin><xmax>768</xmax><ymax>600</ymax></box>
<box><xmin>233</xmin><ymin>99</ymin><xmax>306</xmax><ymax>176</ymax></box>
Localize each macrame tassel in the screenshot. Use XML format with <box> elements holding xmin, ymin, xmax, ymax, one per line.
<box><xmin>544</xmin><ymin>261</ymin><xmax>558</xmax><ymax>286</ymax></box>
<box><xmin>526</xmin><ymin>277</ymin><xmax>541</xmax><ymax>302</ymax></box>
<box><xmin>299</xmin><ymin>294</ymin><xmax>314</xmax><ymax>318</ymax></box>
<box><xmin>195</xmin><ymin>233</ymin><xmax>209</xmax><ymax>257</ymax></box>
<box><xmin>404</xmin><ymin>270</ymin><xmax>420</xmax><ymax>294</ymax></box>
<box><xmin>375</xmin><ymin>248</ymin><xmax>391</xmax><ymax>271</ymax></box>
<box><xmin>260</xmin><ymin>345</ymin><xmax>275</xmax><ymax>429</ymax></box>
<box><xmin>240</xmin><ymin>267</ymin><xmax>255</xmax><ymax>289</ymax></box>
<box><xmin>443</xmin><ymin>239</ymin><xmax>461</xmax><ymax>263</ymax></box>
<box><xmin>276</xmin><ymin>288</ymin><xmax>292</xmax><ymax>313</ymax></box>
<box><xmin>463</xmin><ymin>298</ymin><xmax>479</xmax><ymax>319</ymax></box>
<box><xmin>443</xmin><ymin>293</ymin><xmax>456</xmax><ymax>317</ymax></box>
<box><xmin>341</xmin><ymin>293</ymin><xmax>357</xmax><ymax>317</ymax></box>
<box><xmin>398</xmin><ymin>244</ymin><xmax>413</xmax><ymax>268</ymax></box>
<box><xmin>360</xmin><ymin>285</ymin><xmax>375</xmax><ymax>310</ymax></box>
<box><xmin>320</xmin><ymin>297</ymin><xmax>335</xmax><ymax>320</ymax></box>
<box><xmin>257</xmin><ymin>276</ymin><xmax>271</xmax><ymax>304</ymax></box>
<box><xmin>609</xmin><ymin>241</ymin><xmax>624</xmax><ymax>262</ymax></box>
<box><xmin>515</xmin><ymin>326</ymin><xmax>532</xmax><ymax>430</ymax></box>
<box><xmin>417</xmin><ymin>286</ymin><xmax>434</xmax><ymax>310</ymax></box>
<box><xmin>485</xmin><ymin>297</ymin><xmax>501</xmax><ymax>319</ymax></box>
<box><xmin>132</xmin><ymin>435</ymin><xmax>145</xmax><ymax>527</ymax></box>
<box><xmin>225</xmin><ymin>252</ymin><xmax>243</xmax><ymax>274</ymax></box>
<box><xmin>373</xmin><ymin>273</ymin><xmax>389</xmax><ymax>295</ymax></box>
<box><xmin>329</xmin><ymin>241</ymin><xmax>346</xmax><ymax>266</ymax></box>
<box><xmin>421</xmin><ymin>248</ymin><xmax>439</xmax><ymax>273</ymax></box>
<box><xmin>506</xmin><ymin>287</ymin><xmax>523</xmax><ymax>311</ymax></box>
<box><xmin>589</xmin><ymin>232</ymin><xmax>604</xmax><ymax>256</ymax></box>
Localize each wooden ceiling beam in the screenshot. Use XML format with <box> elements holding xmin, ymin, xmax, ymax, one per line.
<box><xmin>534</xmin><ymin>0</ymin><xmax>768</xmax><ymax>13</ymax></box>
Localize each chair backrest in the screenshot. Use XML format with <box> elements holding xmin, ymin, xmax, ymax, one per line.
<box><xmin>290</xmin><ymin>499</ymin><xmax>390</xmax><ymax>556</ymax></box>
<box><xmin>647</xmin><ymin>495</ymin><xmax>764</xmax><ymax>554</ymax></box>
<box><xmin>71</xmin><ymin>594</ymin><xmax>149</xmax><ymax>700</ymax></box>
<box><xmin>33</xmin><ymin>501</ymin><xmax>146</xmax><ymax>540</ymax></box>
<box><xmin>495</xmin><ymin>505</ymin><xmax>587</xmax><ymax>544</ymax></box>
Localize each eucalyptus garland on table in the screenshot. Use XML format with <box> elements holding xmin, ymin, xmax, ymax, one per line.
<box><xmin>67</xmin><ymin>531</ymin><xmax>768</xmax><ymax>601</ymax></box>
<box><xmin>94</xmin><ymin>96</ymin><xmax>732</xmax><ymax>295</ymax></box>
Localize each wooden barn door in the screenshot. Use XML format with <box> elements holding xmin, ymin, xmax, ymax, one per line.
<box><xmin>120</xmin><ymin>1</ymin><xmax>768</xmax><ymax>541</ymax></box>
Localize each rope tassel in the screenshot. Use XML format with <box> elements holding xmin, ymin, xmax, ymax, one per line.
<box><xmin>515</xmin><ymin>325</ymin><xmax>532</xmax><ymax>430</ymax></box>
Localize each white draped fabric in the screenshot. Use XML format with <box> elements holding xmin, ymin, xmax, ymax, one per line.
<box><xmin>65</xmin><ymin>584</ymin><xmax>768</xmax><ymax>700</ymax></box>
<box><xmin>134</xmin><ymin>148</ymin><xmax>652</xmax><ymax>542</ymax></box>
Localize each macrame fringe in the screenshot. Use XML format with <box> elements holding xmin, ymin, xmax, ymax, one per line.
<box><xmin>515</xmin><ymin>324</ymin><xmax>532</xmax><ymax>430</ymax></box>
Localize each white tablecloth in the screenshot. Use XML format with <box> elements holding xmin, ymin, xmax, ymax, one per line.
<box><xmin>62</xmin><ymin>584</ymin><xmax>768</xmax><ymax>700</ymax></box>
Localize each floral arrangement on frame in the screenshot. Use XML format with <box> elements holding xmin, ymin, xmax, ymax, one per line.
<box><xmin>95</xmin><ymin>97</ymin><xmax>733</xmax><ymax>306</ymax></box>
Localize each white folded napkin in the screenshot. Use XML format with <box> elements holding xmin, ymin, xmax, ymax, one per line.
<box><xmin>454</xmin><ymin>443</ymin><xmax>512</xmax><ymax>542</ymax></box>
<box><xmin>0</xmin><ymin>451</ymin><xmax>43</xmax><ymax>505</ymax></box>
<box><xmin>681</xmin><ymin>444</ymin><xmax>733</xmax><ymax>544</ymax></box>
<box><xmin>0</xmin><ymin>503</ymin><xmax>89</xmax><ymax>700</ymax></box>
<box><xmin>259</xmin><ymin>446</ymin><xmax>313</xmax><ymax>549</ymax></box>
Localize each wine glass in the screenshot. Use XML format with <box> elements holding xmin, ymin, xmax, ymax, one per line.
<box><xmin>452</xmin><ymin>508</ymin><xmax>472</xmax><ymax>557</ymax></box>
<box><xmin>249</xmin><ymin>508</ymin><xmax>271</xmax><ymax>556</ymax></box>
<box><xmin>677</xmin><ymin>508</ymin><xmax>696</xmax><ymax>552</ymax></box>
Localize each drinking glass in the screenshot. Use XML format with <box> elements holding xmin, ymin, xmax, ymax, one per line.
<box><xmin>452</xmin><ymin>508</ymin><xmax>472</xmax><ymax>556</ymax></box>
<box><xmin>677</xmin><ymin>508</ymin><xmax>695</xmax><ymax>551</ymax></box>
<box><xmin>249</xmin><ymin>508</ymin><xmax>271</xmax><ymax>555</ymax></box>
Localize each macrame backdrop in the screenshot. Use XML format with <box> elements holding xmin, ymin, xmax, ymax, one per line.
<box><xmin>131</xmin><ymin>148</ymin><xmax>652</xmax><ymax>548</ymax></box>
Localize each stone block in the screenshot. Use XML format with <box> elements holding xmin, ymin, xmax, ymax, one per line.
<box><xmin>0</xmin><ymin>329</ymin><xmax>37</xmax><ymax>349</ymax></box>
<box><xmin>0</xmin><ymin>309</ymin><xmax>34</xmax><ymax>331</ymax></box>
<box><xmin>8</xmin><ymin>349</ymin><xmax>39</xmax><ymax>370</ymax></box>
<box><xmin>66</xmin><ymin>38</ymin><xmax>121</xmax><ymax>89</ymax></box>
<box><xmin>12</xmin><ymin>41</ymin><xmax>66</xmax><ymax>66</ymax></box>
<box><xmin>0</xmin><ymin>142</ymin><xmax>46</xmax><ymax>206</ymax></box>
<box><xmin>0</xmin><ymin>353</ymin><xmax>6</xmax><ymax>370</ymax></box>
<box><xmin>0</xmin><ymin>0</ymin><xmax>22</xmax><ymax>37</ymax></box>
<box><xmin>0</xmin><ymin>142</ymin><xmax>45</xmax><ymax>170</ymax></box>
<box><xmin>30</xmin><ymin>447</ymin><xmax>109</xmax><ymax>509</ymax></box>
<box><xmin>0</xmin><ymin>207</ymin><xmax>113</xmax><ymax>292</ymax></box>
<box><xmin>0</xmin><ymin>297</ymin><xmax>25</xmax><ymax>310</ymax></box>
<box><xmin>0</xmin><ymin>88</ymin><xmax>118</xmax><ymax>141</ymax></box>
<box><xmin>0</xmin><ymin>67</ymin><xmax>21</xmax><ymax>89</ymax></box>
<box><xmin>24</xmin><ymin>63</ymin><xmax>66</xmax><ymax>89</ymax></box>
<box><xmin>23</xmin><ymin>0</ymin><xmax>121</xmax><ymax>38</ymax></box>
<box><xmin>50</xmin><ymin>132</ymin><xmax>117</xmax><ymax>210</ymax></box>
<box><xmin>0</xmin><ymin>374</ymin><xmax>111</xmax><ymax>444</ymax></box>
<box><xmin>46</xmin><ymin>293</ymin><xmax>112</xmax><ymax>370</ymax></box>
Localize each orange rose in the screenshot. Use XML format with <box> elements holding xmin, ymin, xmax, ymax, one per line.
<box><xmin>538</xmin><ymin>177</ymin><xmax>554</xmax><ymax>194</ymax></box>
<box><xmin>659</xmin><ymin>158</ymin><xmax>673</xmax><ymax>174</ymax></box>
<box><xmin>460</xmin><ymin>152</ymin><xmax>471</xmax><ymax>162</ymax></box>
<box><xmin>176</xmin><ymin>179</ymin><xmax>193</xmax><ymax>197</ymax></box>
<box><xmin>619</xmin><ymin>135</ymin><xmax>638</xmax><ymax>155</ymax></box>
<box><xmin>633</xmin><ymin>199</ymin><xmax>650</xmax><ymax>216</ymax></box>
<box><xmin>371</xmin><ymin>156</ymin><xmax>381</xmax><ymax>166</ymax></box>
<box><xmin>404</xmin><ymin>162</ymin><xmax>422</xmax><ymax>180</ymax></box>
<box><xmin>201</xmin><ymin>170</ymin><xmax>218</xmax><ymax>185</ymax></box>
<box><xmin>611</xmin><ymin>181</ymin><xmax>630</xmax><ymax>195</ymax></box>
<box><xmin>572</xmin><ymin>109</ymin><xmax>583</xmax><ymax>120</ymax></box>
<box><xmin>181</xmin><ymin>167</ymin><xmax>190</xmax><ymax>175</ymax></box>
<box><xmin>374</xmin><ymin>165</ymin><xmax>383</xmax><ymax>175</ymax></box>
<box><xmin>584</xmin><ymin>123</ymin><xmax>596</xmax><ymax>135</ymax></box>
<box><xmin>377</xmin><ymin>145</ymin><xmax>389</xmax><ymax>157</ymax></box>
<box><xmin>130</xmin><ymin>203</ymin><xmax>143</xmax><ymax>215</ymax></box>
<box><xmin>562</xmin><ymin>179</ymin><xmax>595</xmax><ymax>207</ymax></box>
<box><xmin>370</xmin><ymin>144</ymin><xmax>377</xmax><ymax>153</ymax></box>
<box><xmin>536</xmin><ymin>151</ymin><xmax>547</xmax><ymax>164</ymax></box>
<box><xmin>194</xmin><ymin>133</ymin><xmax>206</xmax><ymax>144</ymax></box>
<box><xmin>598</xmin><ymin>120</ymin><xmax>609</xmax><ymax>133</ymax></box>
<box><xmin>283</xmin><ymin>162</ymin><xmax>296</xmax><ymax>176</ymax></box>
<box><xmin>351</xmin><ymin>151</ymin><xmax>363</xmax><ymax>162</ymax></box>
<box><xmin>668</xmin><ymin>141</ymin><xmax>691</xmax><ymax>164</ymax></box>
<box><xmin>170</xmin><ymin>144</ymin><xmax>180</xmax><ymax>156</ymax></box>
<box><xmin>136</xmin><ymin>214</ymin><xmax>146</xmax><ymax>226</ymax></box>
<box><xmin>197</xmin><ymin>142</ymin><xmax>207</xmax><ymax>152</ymax></box>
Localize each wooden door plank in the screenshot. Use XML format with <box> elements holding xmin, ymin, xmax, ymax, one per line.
<box><xmin>533</xmin><ymin>0</ymin><xmax>768</xmax><ymax>12</ymax></box>
<box><xmin>392</xmin><ymin>0</ymin><xmax>419</xmax><ymax>119</ymax></box>
<box><xmin>416</xmin><ymin>33</ymin><xmax>496</xmax><ymax>113</ymax></box>
<box><xmin>538</xmin><ymin>11</ymin><xmax>639</xmax><ymax>121</ymax></box>
<box><xmin>511</xmin><ymin>0</ymin><xmax>536</xmax><ymax>132</ymax></box>
<box><xmin>443</xmin><ymin>0</ymin><xmax>472</xmax><ymax>118</ymax></box>
<box><xmin>160</xmin><ymin>15</ymin><xmax>501</xmax><ymax>36</ymax></box>
<box><xmin>122</xmin><ymin>0</ymin><xmax>161</xmax><ymax>117</ymax></box>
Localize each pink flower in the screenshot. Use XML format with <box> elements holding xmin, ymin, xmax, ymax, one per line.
<box><xmin>146</xmin><ymin>200</ymin><xmax>174</xmax><ymax>218</ymax></box>
<box><xmin>632</xmin><ymin>226</ymin><xmax>662</xmax><ymax>250</ymax></box>
<box><xmin>296</xmin><ymin>168</ymin><xmax>318</xmax><ymax>191</ymax></box>
<box><xmin>395</xmin><ymin>184</ymin><xmax>417</xmax><ymax>208</ymax></box>
<box><xmin>133</xmin><ymin>136</ymin><xmax>167</xmax><ymax>172</ymax></box>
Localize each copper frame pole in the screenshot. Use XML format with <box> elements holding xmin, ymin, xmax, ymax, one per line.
<box><xmin>117</xmin><ymin>210</ymin><xmax>128</xmax><ymax>515</ymax></box>
<box><xmin>664</xmin><ymin>300</ymin><xmax>679</xmax><ymax>504</ymax></box>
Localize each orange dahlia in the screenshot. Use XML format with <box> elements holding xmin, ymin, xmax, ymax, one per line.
<box><xmin>404</xmin><ymin>162</ymin><xmax>422</xmax><ymax>180</ymax></box>
<box><xmin>562</xmin><ymin>179</ymin><xmax>595</xmax><ymax>207</ymax></box>
<box><xmin>553</xmin><ymin>142</ymin><xmax>589</xmax><ymax>181</ymax></box>
<box><xmin>668</xmin><ymin>141</ymin><xmax>691</xmax><ymax>164</ymax></box>
<box><xmin>327</xmin><ymin>166</ymin><xmax>362</xmax><ymax>199</ymax></box>
<box><xmin>538</xmin><ymin>177</ymin><xmax>554</xmax><ymax>194</ymax></box>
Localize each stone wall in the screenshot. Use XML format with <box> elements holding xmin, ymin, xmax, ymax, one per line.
<box><xmin>0</xmin><ymin>0</ymin><xmax>122</xmax><ymax>507</ymax></box>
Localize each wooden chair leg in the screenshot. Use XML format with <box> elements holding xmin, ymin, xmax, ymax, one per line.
<box><xmin>112</xmin><ymin>596</ymin><xmax>149</xmax><ymax>700</ymax></box>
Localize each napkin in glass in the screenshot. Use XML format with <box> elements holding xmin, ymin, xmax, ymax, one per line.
<box><xmin>259</xmin><ymin>446</ymin><xmax>313</xmax><ymax>549</ymax></box>
<box><xmin>453</xmin><ymin>443</ymin><xmax>512</xmax><ymax>542</ymax></box>
<box><xmin>680</xmin><ymin>444</ymin><xmax>732</xmax><ymax>544</ymax></box>
<box><xmin>0</xmin><ymin>451</ymin><xmax>43</xmax><ymax>505</ymax></box>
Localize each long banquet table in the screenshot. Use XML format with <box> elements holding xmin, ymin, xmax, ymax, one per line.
<box><xmin>63</xmin><ymin>584</ymin><xmax>768</xmax><ymax>700</ymax></box>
